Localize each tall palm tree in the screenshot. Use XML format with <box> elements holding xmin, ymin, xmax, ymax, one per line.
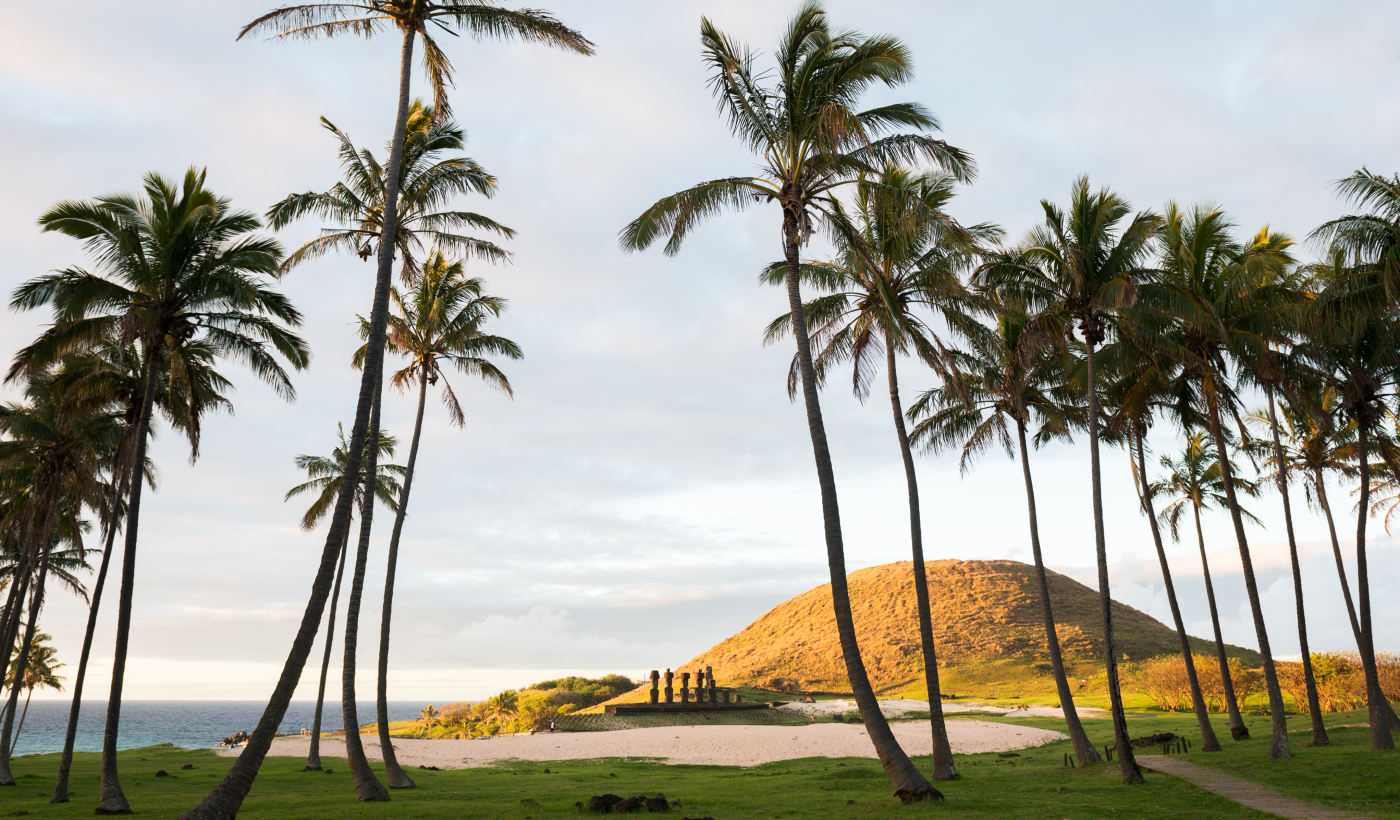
<box><xmin>9</xmin><ymin>169</ymin><xmax>309</xmax><ymax>811</ymax></box>
<box><xmin>357</xmin><ymin>252</ymin><xmax>518</xmax><ymax>787</ymax></box>
<box><xmin>5</xmin><ymin>631</ymin><xmax>63</xmax><ymax>756</ymax></box>
<box><xmin>216</xmin><ymin>6</ymin><xmax>588</xmax><ymax>810</ymax></box>
<box><xmin>763</xmin><ymin>168</ymin><xmax>992</xmax><ymax>780</ymax></box>
<box><xmin>48</xmin><ymin>340</ymin><xmax>202</xmax><ymax>805</ymax></box>
<box><xmin>907</xmin><ymin>296</ymin><xmax>1104</xmax><ymax>766</ymax></box>
<box><xmin>285</xmin><ymin>425</ymin><xmax>403</xmax><ymax>772</ymax></box>
<box><xmin>0</xmin><ymin>372</ymin><xmax>117</xmax><ymax>785</ymax></box>
<box><xmin>1297</xmin><ymin>255</ymin><xmax>1398</xmax><ymax>751</ymax></box>
<box><xmin>1148</xmin><ymin>202</ymin><xmax>1298</xmax><ymax>758</ymax></box>
<box><xmin>1153</xmin><ymin>432</ymin><xmax>1260</xmax><ymax>740</ymax></box>
<box><xmin>268</xmin><ymin>100</ymin><xmax>513</xmax><ymax>283</ymax></box>
<box><xmin>975</xmin><ymin>177</ymin><xmax>1161</xmax><ymax>782</ymax></box>
<box><xmin>619</xmin><ymin>4</ymin><xmax>972</xmax><ymax>801</ymax></box>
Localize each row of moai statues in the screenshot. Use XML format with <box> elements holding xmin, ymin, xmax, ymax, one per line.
<box><xmin>648</xmin><ymin>666</ymin><xmax>731</xmax><ymax>704</ymax></box>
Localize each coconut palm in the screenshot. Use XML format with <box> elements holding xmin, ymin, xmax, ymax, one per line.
<box><xmin>5</xmin><ymin>631</ymin><xmax>63</xmax><ymax>756</ymax></box>
<box><xmin>762</xmin><ymin>167</ymin><xmax>992</xmax><ymax>780</ymax></box>
<box><xmin>907</xmin><ymin>296</ymin><xmax>1106</xmax><ymax>766</ymax></box>
<box><xmin>218</xmin><ymin>6</ymin><xmax>588</xmax><ymax>809</ymax></box>
<box><xmin>1297</xmin><ymin>254</ymin><xmax>1398</xmax><ymax>750</ymax></box>
<box><xmin>8</xmin><ymin>169</ymin><xmax>309</xmax><ymax>811</ymax></box>
<box><xmin>974</xmin><ymin>177</ymin><xmax>1161</xmax><ymax>782</ymax></box>
<box><xmin>268</xmin><ymin>100</ymin><xmax>513</xmax><ymax>283</ymax></box>
<box><xmin>0</xmin><ymin>372</ymin><xmax>118</xmax><ymax>785</ymax></box>
<box><xmin>285</xmin><ymin>424</ymin><xmax>404</xmax><ymax>772</ymax></box>
<box><xmin>1153</xmin><ymin>432</ymin><xmax>1260</xmax><ymax>740</ymax></box>
<box><xmin>357</xmin><ymin>252</ymin><xmax>518</xmax><ymax>787</ymax></box>
<box><xmin>619</xmin><ymin>3</ymin><xmax>973</xmax><ymax>800</ymax></box>
<box><xmin>1149</xmin><ymin>203</ymin><xmax>1300</xmax><ymax>758</ymax></box>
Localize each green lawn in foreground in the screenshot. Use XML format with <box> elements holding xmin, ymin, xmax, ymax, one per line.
<box><xmin>4</xmin><ymin>709</ymin><xmax>1390</xmax><ymax>819</ymax></box>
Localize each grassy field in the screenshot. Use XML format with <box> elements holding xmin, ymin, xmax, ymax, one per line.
<box><xmin>6</xmin><ymin>708</ymin><xmax>1393</xmax><ymax>819</ymax></box>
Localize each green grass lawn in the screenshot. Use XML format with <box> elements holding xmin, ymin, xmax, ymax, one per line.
<box><xmin>4</xmin><ymin>709</ymin><xmax>1391</xmax><ymax>819</ymax></box>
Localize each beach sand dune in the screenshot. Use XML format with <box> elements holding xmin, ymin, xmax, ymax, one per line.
<box><xmin>226</xmin><ymin>719</ymin><xmax>1065</xmax><ymax>769</ymax></box>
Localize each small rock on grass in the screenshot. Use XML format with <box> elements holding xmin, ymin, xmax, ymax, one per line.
<box><xmin>181</xmin><ymin>764</ymin><xmax>196</xmax><ymax>770</ymax></box>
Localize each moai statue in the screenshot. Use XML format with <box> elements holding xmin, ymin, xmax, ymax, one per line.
<box><xmin>649</xmin><ymin>670</ymin><xmax>660</xmax><ymax>704</ymax></box>
<box><xmin>694</xmin><ymin>668</ymin><xmax>705</xmax><ymax>696</ymax></box>
<box><xmin>664</xmin><ymin>668</ymin><xmax>674</xmax><ymax>704</ymax></box>
<box><xmin>707</xmin><ymin>665</ymin><xmax>717</xmax><ymax>703</ymax></box>
<box><xmin>681</xmin><ymin>671</ymin><xmax>691</xmax><ymax>704</ymax></box>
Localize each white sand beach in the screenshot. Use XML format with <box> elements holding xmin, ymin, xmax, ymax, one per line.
<box><xmin>225</xmin><ymin>716</ymin><xmax>1066</xmax><ymax>769</ymax></box>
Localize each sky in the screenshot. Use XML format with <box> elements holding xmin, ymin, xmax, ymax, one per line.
<box><xmin>2</xmin><ymin>0</ymin><xmax>1399</xmax><ymax>701</ymax></box>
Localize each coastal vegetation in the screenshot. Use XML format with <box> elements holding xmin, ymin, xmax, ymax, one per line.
<box><xmin>0</xmin><ymin>0</ymin><xmax>1398</xmax><ymax>816</ymax></box>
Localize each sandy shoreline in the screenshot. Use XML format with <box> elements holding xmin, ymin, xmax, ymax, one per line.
<box><xmin>221</xmin><ymin>719</ymin><xmax>1066</xmax><ymax>769</ymax></box>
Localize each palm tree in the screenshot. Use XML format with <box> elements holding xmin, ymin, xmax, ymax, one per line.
<box><xmin>5</xmin><ymin>631</ymin><xmax>63</xmax><ymax>756</ymax></box>
<box><xmin>619</xmin><ymin>3</ymin><xmax>973</xmax><ymax>801</ymax></box>
<box><xmin>1153</xmin><ymin>432</ymin><xmax>1260</xmax><ymax>740</ymax></box>
<box><xmin>0</xmin><ymin>372</ymin><xmax>118</xmax><ymax>785</ymax></box>
<box><xmin>484</xmin><ymin>690</ymin><xmax>518</xmax><ymax>731</ymax></box>
<box><xmin>48</xmin><ymin>340</ymin><xmax>202</xmax><ymax>805</ymax></box>
<box><xmin>907</xmin><ymin>296</ymin><xmax>1104</xmax><ymax>766</ymax></box>
<box><xmin>418</xmin><ymin>704</ymin><xmax>438</xmax><ymax>736</ymax></box>
<box><xmin>763</xmin><ymin>167</ymin><xmax>992</xmax><ymax>780</ymax></box>
<box><xmin>9</xmin><ymin>169</ymin><xmax>309</xmax><ymax>811</ymax></box>
<box><xmin>216</xmin><ymin>6</ymin><xmax>588</xmax><ymax>810</ymax></box>
<box><xmin>285</xmin><ymin>424</ymin><xmax>404</xmax><ymax>772</ymax></box>
<box><xmin>268</xmin><ymin>100</ymin><xmax>513</xmax><ymax>283</ymax></box>
<box><xmin>358</xmin><ymin>252</ymin><xmax>518</xmax><ymax>787</ymax></box>
<box><xmin>1297</xmin><ymin>255</ymin><xmax>1398</xmax><ymax>751</ymax></box>
<box><xmin>975</xmin><ymin>177</ymin><xmax>1161</xmax><ymax>782</ymax></box>
<box><xmin>1144</xmin><ymin>202</ymin><xmax>1299</xmax><ymax>758</ymax></box>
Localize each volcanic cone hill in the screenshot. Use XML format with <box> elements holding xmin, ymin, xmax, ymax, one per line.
<box><xmin>683</xmin><ymin>559</ymin><xmax>1260</xmax><ymax>693</ymax></box>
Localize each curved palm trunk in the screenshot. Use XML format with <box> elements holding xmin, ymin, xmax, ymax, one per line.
<box><xmin>341</xmin><ymin>389</ymin><xmax>391</xmax><ymax>800</ymax></box>
<box><xmin>180</xmin><ymin>25</ymin><xmax>417</xmax><ymax>820</ymax></box>
<box><xmin>1193</xmin><ymin>502</ymin><xmax>1248</xmax><ymax>737</ymax></box>
<box><xmin>52</xmin><ymin>472</ymin><xmax>128</xmax><ymax>802</ymax></box>
<box><xmin>1205</xmin><ymin>395</ymin><xmax>1290</xmax><ymax>759</ymax></box>
<box><xmin>1264</xmin><ymin>387</ymin><xmax>1328</xmax><ymax>745</ymax></box>
<box><xmin>782</xmin><ymin>217</ymin><xmax>936</xmax><ymax>802</ymax></box>
<box><xmin>305</xmin><ymin>531</ymin><xmax>350</xmax><ymax>772</ymax></box>
<box><xmin>9</xmin><ymin>689</ymin><xmax>33</xmax><ymax>756</ymax></box>
<box><xmin>98</xmin><ymin>351</ymin><xmax>163</xmax><ymax>814</ymax></box>
<box><xmin>1083</xmin><ymin>339</ymin><xmax>1143</xmax><ymax>784</ymax></box>
<box><xmin>374</xmin><ymin>373</ymin><xmax>428</xmax><ymax>789</ymax></box>
<box><xmin>1314</xmin><ymin>470</ymin><xmax>1400</xmax><ymax>731</ymax></box>
<box><xmin>0</xmin><ymin>551</ymin><xmax>50</xmax><ymax>774</ymax></box>
<box><xmin>1018</xmin><ymin>419</ymin><xmax>1103</xmax><ymax>764</ymax></box>
<box><xmin>1353</xmin><ymin>422</ymin><xmax>1395</xmax><ymax>750</ymax></box>
<box><xmin>0</xmin><ymin>547</ymin><xmax>32</xmax><ymax>688</ymax></box>
<box><xmin>883</xmin><ymin>342</ymin><xmax>955</xmax><ymax>781</ymax></box>
<box><xmin>1129</xmin><ymin>426</ymin><xmax>1221</xmax><ymax>751</ymax></box>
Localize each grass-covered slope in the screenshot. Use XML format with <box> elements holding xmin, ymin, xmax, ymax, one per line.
<box><xmin>683</xmin><ymin>559</ymin><xmax>1259</xmax><ymax>693</ymax></box>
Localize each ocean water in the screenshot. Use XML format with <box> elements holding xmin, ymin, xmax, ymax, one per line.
<box><xmin>9</xmin><ymin>700</ymin><xmax>428</xmax><ymax>757</ymax></box>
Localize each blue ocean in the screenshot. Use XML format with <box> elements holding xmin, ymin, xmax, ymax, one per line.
<box><xmin>9</xmin><ymin>701</ymin><xmax>428</xmax><ymax>756</ymax></box>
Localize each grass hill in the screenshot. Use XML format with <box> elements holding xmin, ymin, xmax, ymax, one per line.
<box><xmin>680</xmin><ymin>559</ymin><xmax>1259</xmax><ymax>695</ymax></box>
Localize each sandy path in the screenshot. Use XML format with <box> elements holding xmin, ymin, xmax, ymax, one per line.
<box><xmin>222</xmin><ymin>720</ymin><xmax>1065</xmax><ymax>769</ymax></box>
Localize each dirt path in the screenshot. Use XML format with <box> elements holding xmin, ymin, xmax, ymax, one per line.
<box><xmin>1138</xmin><ymin>756</ymin><xmax>1376</xmax><ymax>820</ymax></box>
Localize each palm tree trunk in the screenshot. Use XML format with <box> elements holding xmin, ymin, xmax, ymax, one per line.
<box><xmin>1083</xmin><ymin>338</ymin><xmax>1143</xmax><ymax>784</ymax></box>
<box><xmin>1314</xmin><ymin>469</ymin><xmax>1400</xmax><ymax>731</ymax></box>
<box><xmin>1205</xmin><ymin>393</ymin><xmax>1290</xmax><ymax>759</ymax></box>
<box><xmin>8</xmin><ymin>689</ymin><xmax>32</xmax><ymax>757</ymax></box>
<box><xmin>1129</xmin><ymin>425</ymin><xmax>1221</xmax><ymax>751</ymax></box>
<box><xmin>781</xmin><ymin>213</ymin><xmax>936</xmax><ymax>802</ymax></box>
<box><xmin>883</xmin><ymin>341</ymin><xmax>954</xmax><ymax>781</ymax></box>
<box><xmin>374</xmin><ymin>373</ymin><xmax>428</xmax><ymax>789</ymax></box>
<box><xmin>1264</xmin><ymin>387</ymin><xmax>1328</xmax><ymax>745</ymax></box>
<box><xmin>1193</xmin><ymin>495</ymin><xmax>1247</xmax><ymax>737</ymax></box>
<box><xmin>1019</xmin><ymin>418</ymin><xmax>1104</xmax><ymax>763</ymax></box>
<box><xmin>0</xmin><ymin>546</ymin><xmax>31</xmax><ymax>687</ymax></box>
<box><xmin>95</xmin><ymin>348</ymin><xmax>164</xmax><ymax>814</ymax></box>
<box><xmin>52</xmin><ymin>470</ymin><xmax>129</xmax><ymax>802</ymax></box>
<box><xmin>1352</xmin><ymin>421</ymin><xmax>1395</xmax><ymax>750</ymax></box>
<box><xmin>1358</xmin><ymin>443</ymin><xmax>1400</xmax><ymax>732</ymax></box>
<box><xmin>305</xmin><ymin>531</ymin><xmax>349</xmax><ymax>772</ymax></box>
<box><xmin>1</xmin><ymin>533</ymin><xmax>53</xmax><ymax>777</ymax></box>
<box><xmin>341</xmin><ymin>388</ymin><xmax>391</xmax><ymax>800</ymax></box>
<box><xmin>180</xmin><ymin>25</ymin><xmax>418</xmax><ymax>820</ymax></box>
